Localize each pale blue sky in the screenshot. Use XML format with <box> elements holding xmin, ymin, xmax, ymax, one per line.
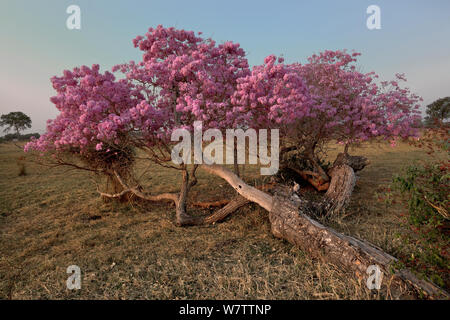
<box><xmin>1</xmin><ymin>0</ymin><xmax>449</xmax><ymax>133</ymax></box>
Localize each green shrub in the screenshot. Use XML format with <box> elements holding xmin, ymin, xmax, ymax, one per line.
<box><xmin>392</xmin><ymin>162</ymin><xmax>449</xmax><ymax>289</ymax></box>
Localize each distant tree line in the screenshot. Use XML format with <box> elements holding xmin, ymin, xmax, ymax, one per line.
<box><xmin>0</xmin><ymin>132</ymin><xmax>40</xmax><ymax>143</ymax></box>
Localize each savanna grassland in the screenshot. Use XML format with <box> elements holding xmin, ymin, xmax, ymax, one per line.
<box><xmin>0</xmin><ymin>140</ymin><xmax>445</xmax><ymax>299</ymax></box>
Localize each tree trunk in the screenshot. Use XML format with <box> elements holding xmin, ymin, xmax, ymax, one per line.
<box><xmin>102</xmin><ymin>168</ymin><xmax>135</xmax><ymax>203</ymax></box>
<box><xmin>307</xmin><ymin>151</ymin><xmax>330</xmax><ymax>183</ymax></box>
<box><xmin>175</xmin><ymin>168</ymin><xmax>191</xmax><ymax>226</ymax></box>
<box><xmin>317</xmin><ymin>164</ymin><xmax>355</xmax><ymax>218</ymax></box>
<box><xmin>233</xmin><ymin>140</ymin><xmax>240</xmax><ymax>177</ymax></box>
<box><xmin>202</xmin><ymin>164</ymin><xmax>273</xmax><ymax>211</ymax></box>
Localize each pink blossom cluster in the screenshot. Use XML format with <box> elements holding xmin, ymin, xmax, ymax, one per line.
<box><xmin>230</xmin><ymin>55</ymin><xmax>311</xmax><ymax>129</ymax></box>
<box><xmin>25</xmin><ymin>64</ymin><xmax>165</xmax><ymax>154</ymax></box>
<box><xmin>114</xmin><ymin>25</ymin><xmax>250</xmax><ymax>132</ymax></box>
<box><xmin>290</xmin><ymin>50</ymin><xmax>421</xmax><ymax>146</ymax></box>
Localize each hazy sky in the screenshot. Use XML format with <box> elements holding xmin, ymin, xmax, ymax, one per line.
<box><xmin>0</xmin><ymin>0</ymin><xmax>449</xmax><ymax>134</ymax></box>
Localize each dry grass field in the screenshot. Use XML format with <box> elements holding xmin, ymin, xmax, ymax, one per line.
<box><xmin>0</xmin><ymin>140</ymin><xmax>445</xmax><ymax>299</ymax></box>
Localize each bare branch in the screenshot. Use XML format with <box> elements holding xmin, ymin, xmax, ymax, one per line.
<box><xmin>113</xmin><ymin>170</ymin><xmax>178</xmax><ymax>203</ymax></box>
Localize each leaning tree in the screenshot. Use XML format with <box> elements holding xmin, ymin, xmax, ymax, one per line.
<box><xmin>25</xmin><ymin>26</ymin><xmax>447</xmax><ymax>298</ymax></box>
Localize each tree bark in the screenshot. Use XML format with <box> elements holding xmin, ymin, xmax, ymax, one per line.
<box><xmin>202</xmin><ymin>164</ymin><xmax>273</xmax><ymax>212</ymax></box>
<box><xmin>101</xmin><ymin>168</ymin><xmax>137</xmax><ymax>203</ymax></box>
<box><xmin>331</xmin><ymin>153</ymin><xmax>369</xmax><ymax>173</ymax></box>
<box><xmin>233</xmin><ymin>142</ymin><xmax>240</xmax><ymax>177</ymax></box>
<box><xmin>316</xmin><ymin>164</ymin><xmax>356</xmax><ymax>218</ymax></box>
<box><xmin>192</xmin><ymin>199</ymin><xmax>231</xmax><ymax>209</ymax></box>
<box><xmin>174</xmin><ymin>168</ymin><xmax>191</xmax><ymax>226</ymax></box>
<box><xmin>288</xmin><ymin>167</ymin><xmax>330</xmax><ymax>191</ymax></box>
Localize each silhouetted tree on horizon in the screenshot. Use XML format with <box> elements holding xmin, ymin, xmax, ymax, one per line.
<box><xmin>0</xmin><ymin>111</ymin><xmax>32</xmax><ymax>136</ymax></box>
<box><xmin>424</xmin><ymin>97</ymin><xmax>450</xmax><ymax>127</ymax></box>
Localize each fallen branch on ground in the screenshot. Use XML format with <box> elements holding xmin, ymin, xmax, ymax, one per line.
<box><xmin>201</xmin><ymin>155</ymin><xmax>449</xmax><ymax>299</ymax></box>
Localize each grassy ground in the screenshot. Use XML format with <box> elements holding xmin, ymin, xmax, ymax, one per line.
<box><xmin>0</xmin><ymin>141</ymin><xmax>444</xmax><ymax>299</ymax></box>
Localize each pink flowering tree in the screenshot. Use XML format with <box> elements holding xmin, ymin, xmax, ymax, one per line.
<box><xmin>294</xmin><ymin>51</ymin><xmax>421</xmax><ymax>149</ymax></box>
<box><xmin>230</xmin><ymin>55</ymin><xmax>311</xmax><ymax>130</ymax></box>
<box><xmin>27</xmin><ymin>26</ymin><xmax>252</xmax><ymax>224</ymax></box>
<box><xmin>115</xmin><ymin>25</ymin><xmax>249</xmax><ymax>130</ymax></box>
<box><xmin>113</xmin><ymin>25</ymin><xmax>251</xmax><ymax>174</ymax></box>
<box><xmin>109</xmin><ymin>26</ymin><xmax>252</xmax><ymax>223</ymax></box>
<box><xmin>24</xmin><ymin>64</ymin><xmax>160</xmax><ymax>199</ymax></box>
<box><xmin>232</xmin><ymin>50</ymin><xmax>421</xmax><ymax>191</ymax></box>
<box><xmin>289</xmin><ymin>50</ymin><xmax>421</xmax><ymax>190</ymax></box>
<box><xmin>26</xmin><ymin>28</ymin><xmax>422</xmax><ymax>223</ymax></box>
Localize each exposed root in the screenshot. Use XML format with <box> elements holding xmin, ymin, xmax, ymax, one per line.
<box><xmin>97</xmin><ymin>167</ymin><xmax>253</xmax><ymax>226</ymax></box>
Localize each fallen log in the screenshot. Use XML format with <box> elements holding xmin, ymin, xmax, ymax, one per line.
<box><xmin>192</xmin><ymin>183</ymin><xmax>276</xmax><ymax>209</ymax></box>
<box><xmin>269</xmin><ymin>186</ymin><xmax>449</xmax><ymax>299</ymax></box>
<box><xmin>201</xmin><ymin>161</ymin><xmax>449</xmax><ymax>299</ymax></box>
<box><xmin>285</xmin><ymin>153</ymin><xmax>369</xmax><ymax>193</ymax></box>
